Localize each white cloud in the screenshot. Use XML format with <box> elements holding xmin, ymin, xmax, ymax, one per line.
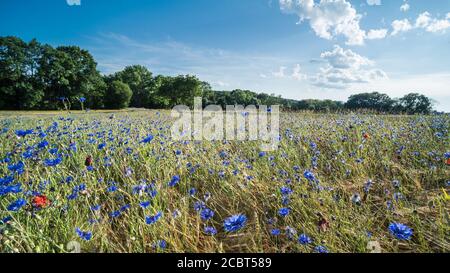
<box><xmin>272</xmin><ymin>66</ymin><xmax>287</xmax><ymax>78</ymax></box>
<box><xmin>392</xmin><ymin>12</ymin><xmax>450</xmax><ymax>35</ymax></box>
<box><xmin>415</xmin><ymin>12</ymin><xmax>431</xmax><ymax>28</ymax></box>
<box><xmin>391</xmin><ymin>19</ymin><xmax>413</xmax><ymax>35</ymax></box>
<box><xmin>279</xmin><ymin>0</ymin><xmax>385</xmax><ymax>45</ymax></box>
<box><xmin>400</xmin><ymin>2</ymin><xmax>410</xmax><ymax>12</ymax></box>
<box><xmin>311</xmin><ymin>45</ymin><xmax>387</xmax><ymax>89</ymax></box>
<box><xmin>367</xmin><ymin>0</ymin><xmax>381</xmax><ymax>6</ymax></box>
<box><xmin>292</xmin><ymin>64</ymin><xmax>307</xmax><ymax>80</ymax></box>
<box><xmin>66</xmin><ymin>0</ymin><xmax>81</xmax><ymax>6</ymax></box>
<box><xmin>366</xmin><ymin>28</ymin><xmax>388</xmax><ymax>39</ymax></box>
<box><xmin>215</xmin><ymin>81</ymin><xmax>229</xmax><ymax>87</ymax></box>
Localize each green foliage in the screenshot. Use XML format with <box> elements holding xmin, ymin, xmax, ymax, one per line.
<box><xmin>398</xmin><ymin>93</ymin><xmax>433</xmax><ymax>114</ymax></box>
<box><xmin>0</xmin><ymin>36</ymin><xmax>438</xmax><ymax>114</ymax></box>
<box><xmin>104</xmin><ymin>80</ymin><xmax>132</xmax><ymax>109</ymax></box>
<box><xmin>157</xmin><ymin>74</ymin><xmax>203</xmax><ymax>107</ymax></box>
<box><xmin>109</xmin><ymin>65</ymin><xmax>154</xmax><ymax>108</ymax></box>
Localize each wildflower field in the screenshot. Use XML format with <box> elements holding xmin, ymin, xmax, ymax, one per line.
<box><xmin>0</xmin><ymin>110</ymin><xmax>448</xmax><ymax>253</ymax></box>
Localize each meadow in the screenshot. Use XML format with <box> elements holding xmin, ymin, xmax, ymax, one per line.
<box><xmin>0</xmin><ymin>110</ymin><xmax>448</xmax><ymax>253</ymax></box>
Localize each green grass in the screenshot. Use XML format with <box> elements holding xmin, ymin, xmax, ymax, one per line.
<box><xmin>0</xmin><ymin>110</ymin><xmax>448</xmax><ymax>253</ymax></box>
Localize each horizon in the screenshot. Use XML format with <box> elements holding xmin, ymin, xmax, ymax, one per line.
<box><xmin>1</xmin><ymin>0</ymin><xmax>449</xmax><ymax>111</ymax></box>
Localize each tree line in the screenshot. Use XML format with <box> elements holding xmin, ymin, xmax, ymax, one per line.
<box><xmin>0</xmin><ymin>36</ymin><xmax>435</xmax><ymax>114</ymax></box>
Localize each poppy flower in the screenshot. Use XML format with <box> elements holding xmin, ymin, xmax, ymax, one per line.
<box><xmin>318</xmin><ymin>217</ymin><xmax>330</xmax><ymax>232</ymax></box>
<box><xmin>85</xmin><ymin>156</ymin><xmax>93</xmax><ymax>167</ymax></box>
<box><xmin>32</xmin><ymin>194</ymin><xmax>50</xmax><ymax>209</ymax></box>
<box><xmin>363</xmin><ymin>133</ymin><xmax>370</xmax><ymax>139</ymax></box>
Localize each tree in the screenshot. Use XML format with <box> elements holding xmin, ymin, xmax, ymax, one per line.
<box><xmin>398</xmin><ymin>93</ymin><xmax>433</xmax><ymax>114</ymax></box>
<box><xmin>157</xmin><ymin>75</ymin><xmax>203</xmax><ymax>107</ymax></box>
<box><xmin>104</xmin><ymin>80</ymin><xmax>132</xmax><ymax>109</ymax></box>
<box><xmin>0</xmin><ymin>36</ymin><xmax>44</xmax><ymax>109</ymax></box>
<box><xmin>36</xmin><ymin>45</ymin><xmax>105</xmax><ymax>109</ymax></box>
<box><xmin>345</xmin><ymin>92</ymin><xmax>395</xmax><ymax>112</ymax></box>
<box><xmin>111</xmin><ymin>65</ymin><xmax>154</xmax><ymax>108</ymax></box>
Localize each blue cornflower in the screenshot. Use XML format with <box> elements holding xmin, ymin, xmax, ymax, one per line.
<box><xmin>314</xmin><ymin>245</ymin><xmax>328</xmax><ymax>253</ymax></box>
<box><xmin>0</xmin><ymin>175</ymin><xmax>14</xmax><ymax>186</ymax></box>
<box><xmin>204</xmin><ymin>226</ymin><xmax>217</xmax><ymax>236</ymax></box>
<box><xmin>0</xmin><ymin>184</ymin><xmax>22</xmax><ymax>196</ymax></box>
<box><xmin>8</xmin><ymin>161</ymin><xmax>25</xmax><ymax>174</ymax></box>
<box><xmin>189</xmin><ymin>187</ymin><xmax>197</xmax><ymax>196</ymax></box>
<box><xmin>44</xmin><ymin>157</ymin><xmax>62</xmax><ymax>167</ymax></box>
<box><xmin>15</xmin><ymin>129</ymin><xmax>33</xmax><ymax>137</ymax></box>
<box><xmin>168</xmin><ymin>175</ymin><xmax>180</xmax><ymax>187</ymax></box>
<box><xmin>97</xmin><ymin>143</ymin><xmax>106</xmax><ymax>150</ymax></box>
<box><xmin>278</xmin><ymin>207</ymin><xmax>290</xmax><ymax>217</ymax></box>
<box><xmin>110</xmin><ymin>210</ymin><xmax>121</xmax><ymax>218</ymax></box>
<box><xmin>364</xmin><ymin>179</ymin><xmax>373</xmax><ymax>193</ymax></box>
<box><xmin>303</xmin><ymin>170</ymin><xmax>315</xmax><ymax>181</ymax></box>
<box><xmin>7</xmin><ymin>198</ymin><xmax>27</xmax><ymax>211</ymax></box>
<box><xmin>280</xmin><ymin>186</ymin><xmax>293</xmax><ymax>196</ymax></box>
<box><xmin>75</xmin><ymin>228</ymin><xmax>92</xmax><ymax>241</ymax></box>
<box><xmin>194</xmin><ymin>201</ymin><xmax>206</xmax><ymax>211</ymax></box>
<box><xmin>79</xmin><ymin>97</ymin><xmax>86</xmax><ymax>103</ymax></box>
<box><xmin>258</xmin><ymin>151</ymin><xmax>266</xmax><ymax>157</ymax></box>
<box><xmin>140</xmin><ymin>135</ymin><xmax>154</xmax><ymax>144</ymax></box>
<box><xmin>298</xmin><ymin>234</ymin><xmax>312</xmax><ymax>245</ymax></box>
<box><xmin>271</xmin><ymin>229</ymin><xmax>281</xmax><ymax>236</ymax></box>
<box><xmin>223</xmin><ymin>214</ymin><xmax>247</xmax><ymax>232</ymax></box>
<box><xmin>107</xmin><ymin>185</ymin><xmax>118</xmax><ymax>192</ymax></box>
<box><xmin>1</xmin><ymin>216</ymin><xmax>12</xmax><ymax>224</ymax></box>
<box><xmin>120</xmin><ymin>204</ymin><xmax>131</xmax><ymax>212</ymax></box>
<box><xmin>200</xmin><ymin>208</ymin><xmax>215</xmax><ymax>221</ymax></box>
<box><xmin>157</xmin><ymin>240</ymin><xmax>167</xmax><ymax>249</ymax></box>
<box><xmin>388</xmin><ymin>223</ymin><xmax>413</xmax><ymax>240</ymax></box>
<box><xmin>90</xmin><ymin>205</ymin><xmax>101</xmax><ymax>211</ymax></box>
<box><xmin>145</xmin><ymin>211</ymin><xmax>163</xmax><ymax>224</ymax></box>
<box><xmin>140</xmin><ymin>201</ymin><xmax>151</xmax><ymax>208</ymax></box>
<box><xmin>38</xmin><ymin>140</ymin><xmax>49</xmax><ymax>149</ymax></box>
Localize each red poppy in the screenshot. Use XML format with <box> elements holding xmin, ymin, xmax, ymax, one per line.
<box><xmin>85</xmin><ymin>156</ymin><xmax>93</xmax><ymax>167</ymax></box>
<box><xmin>446</xmin><ymin>158</ymin><xmax>450</xmax><ymax>165</ymax></box>
<box><xmin>32</xmin><ymin>195</ymin><xmax>50</xmax><ymax>208</ymax></box>
<box><xmin>363</xmin><ymin>133</ymin><xmax>370</xmax><ymax>139</ymax></box>
<box><xmin>318</xmin><ymin>217</ymin><xmax>330</xmax><ymax>232</ymax></box>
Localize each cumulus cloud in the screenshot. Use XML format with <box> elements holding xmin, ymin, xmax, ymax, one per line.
<box><xmin>392</xmin><ymin>12</ymin><xmax>450</xmax><ymax>35</ymax></box>
<box><xmin>367</xmin><ymin>0</ymin><xmax>381</xmax><ymax>6</ymax></box>
<box><xmin>292</xmin><ymin>64</ymin><xmax>308</xmax><ymax>80</ymax></box>
<box><xmin>366</xmin><ymin>28</ymin><xmax>388</xmax><ymax>39</ymax></box>
<box><xmin>66</xmin><ymin>0</ymin><xmax>81</xmax><ymax>6</ymax></box>
<box><xmin>311</xmin><ymin>45</ymin><xmax>387</xmax><ymax>89</ymax></box>
<box><xmin>391</xmin><ymin>19</ymin><xmax>413</xmax><ymax>35</ymax></box>
<box><xmin>272</xmin><ymin>66</ymin><xmax>287</xmax><ymax>78</ymax></box>
<box><xmin>421</xmin><ymin>14</ymin><xmax>450</xmax><ymax>33</ymax></box>
<box><xmin>270</xmin><ymin>64</ymin><xmax>307</xmax><ymax>81</ymax></box>
<box><xmin>279</xmin><ymin>0</ymin><xmax>385</xmax><ymax>45</ymax></box>
<box><xmin>400</xmin><ymin>2</ymin><xmax>410</xmax><ymax>12</ymax></box>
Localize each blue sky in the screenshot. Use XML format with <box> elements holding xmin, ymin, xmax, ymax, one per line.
<box><xmin>1</xmin><ymin>0</ymin><xmax>449</xmax><ymax>111</ymax></box>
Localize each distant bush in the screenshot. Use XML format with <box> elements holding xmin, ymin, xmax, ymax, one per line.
<box><xmin>104</xmin><ymin>81</ymin><xmax>132</xmax><ymax>109</ymax></box>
